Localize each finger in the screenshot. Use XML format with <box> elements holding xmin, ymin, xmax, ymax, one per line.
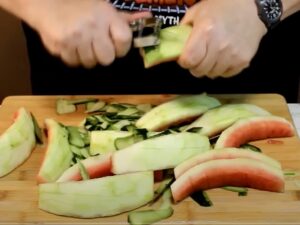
<box><xmin>207</xmin><ymin>50</ymin><xmax>232</xmax><ymax>77</ymax></box>
<box><xmin>77</xmin><ymin>41</ymin><xmax>98</xmax><ymax>68</ymax></box>
<box><xmin>180</xmin><ymin>4</ymin><xmax>198</xmax><ymax>25</ymax></box>
<box><xmin>177</xmin><ymin>26</ymin><xmax>207</xmax><ymax>69</ymax></box>
<box><xmin>188</xmin><ymin>37</ymin><xmax>218</xmax><ymax>78</ymax></box>
<box><xmin>221</xmin><ymin>56</ymin><xmax>250</xmax><ymax>78</ymax></box>
<box><xmin>41</xmin><ymin>33</ymin><xmax>81</xmax><ymax>67</ymax></box>
<box><xmin>112</xmin><ymin>11</ymin><xmax>153</xmax><ymax>58</ymax></box>
<box><xmin>40</xmin><ymin>34</ymin><xmax>61</xmax><ymax>56</ymax></box>
<box><xmin>121</xmin><ymin>11</ymin><xmax>153</xmax><ymax>22</ymax></box>
<box><xmin>110</xmin><ymin>16</ymin><xmax>132</xmax><ymax>58</ymax></box>
<box><xmin>222</xmin><ymin>66</ymin><xmax>245</xmax><ymax>78</ymax></box>
<box><xmin>60</xmin><ymin>46</ymin><xmax>81</xmax><ymax>67</ymax></box>
<box><xmin>92</xmin><ymin>32</ymin><xmax>115</xmax><ymax>66</ymax></box>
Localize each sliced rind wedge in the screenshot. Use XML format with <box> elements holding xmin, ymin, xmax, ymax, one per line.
<box><xmin>214</xmin><ymin>115</ymin><xmax>294</xmax><ymax>149</ymax></box>
<box><xmin>141</xmin><ymin>25</ymin><xmax>192</xmax><ymax>68</ymax></box>
<box><xmin>174</xmin><ymin>147</ymin><xmax>281</xmax><ymax>178</ymax></box>
<box><xmin>0</xmin><ymin>107</ymin><xmax>36</xmax><ymax>177</ymax></box>
<box><xmin>37</xmin><ymin>119</ymin><xmax>72</xmax><ymax>183</ymax></box>
<box><xmin>185</xmin><ymin>104</ymin><xmax>271</xmax><ymax>137</ymax></box>
<box><xmin>112</xmin><ymin>132</ymin><xmax>210</xmax><ymax>174</ymax></box>
<box><xmin>89</xmin><ymin>130</ymin><xmax>131</xmax><ymax>155</ymax></box>
<box><xmin>57</xmin><ymin>153</ymin><xmax>112</xmax><ymax>182</ymax></box>
<box><xmin>136</xmin><ymin>94</ymin><xmax>221</xmax><ymax>131</ymax></box>
<box><xmin>171</xmin><ymin>158</ymin><xmax>284</xmax><ymax>203</ymax></box>
<box><xmin>39</xmin><ymin>171</ymin><xmax>154</xmax><ymax>218</ymax></box>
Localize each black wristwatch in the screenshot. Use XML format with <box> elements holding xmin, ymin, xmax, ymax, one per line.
<box><xmin>255</xmin><ymin>0</ymin><xmax>283</xmax><ymax>30</ymax></box>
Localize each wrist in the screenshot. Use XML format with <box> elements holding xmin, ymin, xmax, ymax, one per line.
<box><xmin>0</xmin><ymin>0</ymin><xmax>40</xmax><ymax>24</ymax></box>
<box><xmin>282</xmin><ymin>0</ymin><xmax>300</xmax><ymax>19</ymax></box>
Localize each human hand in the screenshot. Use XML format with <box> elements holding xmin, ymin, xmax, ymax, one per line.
<box><xmin>178</xmin><ymin>0</ymin><xmax>267</xmax><ymax>78</ymax></box>
<box><xmin>22</xmin><ymin>0</ymin><xmax>151</xmax><ymax>68</ymax></box>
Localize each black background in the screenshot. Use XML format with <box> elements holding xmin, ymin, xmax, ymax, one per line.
<box><xmin>22</xmin><ymin>11</ymin><xmax>300</xmax><ymax>102</ymax></box>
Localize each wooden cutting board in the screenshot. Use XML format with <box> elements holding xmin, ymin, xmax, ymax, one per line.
<box><xmin>0</xmin><ymin>94</ymin><xmax>300</xmax><ymax>224</ymax></box>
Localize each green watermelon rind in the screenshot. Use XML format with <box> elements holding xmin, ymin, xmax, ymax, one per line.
<box><xmin>39</xmin><ymin>171</ymin><xmax>154</xmax><ymax>218</ymax></box>
<box><xmin>135</xmin><ymin>94</ymin><xmax>221</xmax><ymax>131</ymax></box>
<box><xmin>37</xmin><ymin>119</ymin><xmax>72</xmax><ymax>183</ymax></box>
<box><xmin>0</xmin><ymin>107</ymin><xmax>36</xmax><ymax>177</ymax></box>
<box><xmin>185</xmin><ymin>103</ymin><xmax>271</xmax><ymax>137</ymax></box>
<box><xmin>112</xmin><ymin>132</ymin><xmax>210</xmax><ymax>174</ymax></box>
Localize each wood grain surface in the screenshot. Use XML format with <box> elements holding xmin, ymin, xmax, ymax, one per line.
<box><xmin>0</xmin><ymin>94</ymin><xmax>300</xmax><ymax>224</ymax></box>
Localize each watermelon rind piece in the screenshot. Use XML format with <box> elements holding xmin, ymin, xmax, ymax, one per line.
<box><xmin>171</xmin><ymin>158</ymin><xmax>285</xmax><ymax>203</ymax></box>
<box><xmin>142</xmin><ymin>25</ymin><xmax>192</xmax><ymax>68</ymax></box>
<box><xmin>135</xmin><ymin>94</ymin><xmax>221</xmax><ymax>131</ymax></box>
<box><xmin>112</xmin><ymin>132</ymin><xmax>210</xmax><ymax>174</ymax></box>
<box><xmin>0</xmin><ymin>107</ymin><xmax>36</xmax><ymax>177</ymax></box>
<box><xmin>39</xmin><ymin>171</ymin><xmax>154</xmax><ymax>218</ymax></box>
<box><xmin>174</xmin><ymin>147</ymin><xmax>282</xmax><ymax>179</ymax></box>
<box><xmin>89</xmin><ymin>130</ymin><xmax>132</xmax><ymax>155</ymax></box>
<box><xmin>56</xmin><ymin>153</ymin><xmax>112</xmax><ymax>182</ymax></box>
<box><xmin>185</xmin><ymin>103</ymin><xmax>271</xmax><ymax>137</ymax></box>
<box><xmin>214</xmin><ymin>115</ymin><xmax>294</xmax><ymax>149</ymax></box>
<box><xmin>37</xmin><ymin>119</ymin><xmax>72</xmax><ymax>183</ymax></box>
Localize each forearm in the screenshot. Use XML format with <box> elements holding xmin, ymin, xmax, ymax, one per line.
<box><xmin>282</xmin><ymin>0</ymin><xmax>300</xmax><ymax>19</ymax></box>
<box><xmin>0</xmin><ymin>0</ymin><xmax>34</xmax><ymax>20</ymax></box>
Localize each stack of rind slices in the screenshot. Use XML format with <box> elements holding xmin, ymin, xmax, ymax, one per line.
<box><xmin>0</xmin><ymin>94</ymin><xmax>295</xmax><ymax>224</ymax></box>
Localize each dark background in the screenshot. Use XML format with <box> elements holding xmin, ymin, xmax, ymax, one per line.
<box><xmin>22</xmin><ymin>11</ymin><xmax>300</xmax><ymax>102</ymax></box>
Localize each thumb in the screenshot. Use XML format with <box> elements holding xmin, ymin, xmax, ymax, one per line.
<box><xmin>180</xmin><ymin>5</ymin><xmax>197</xmax><ymax>25</ymax></box>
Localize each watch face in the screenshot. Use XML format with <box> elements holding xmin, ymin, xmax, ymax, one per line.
<box><xmin>261</xmin><ymin>0</ymin><xmax>282</xmax><ymax>21</ymax></box>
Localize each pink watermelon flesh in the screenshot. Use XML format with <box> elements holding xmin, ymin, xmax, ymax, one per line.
<box><xmin>171</xmin><ymin>158</ymin><xmax>284</xmax><ymax>203</ymax></box>
<box><xmin>57</xmin><ymin>154</ymin><xmax>164</xmax><ymax>182</ymax></box>
<box><xmin>154</xmin><ymin>170</ymin><xmax>164</xmax><ymax>182</ymax></box>
<box><xmin>174</xmin><ymin>148</ymin><xmax>281</xmax><ymax>178</ymax></box>
<box><xmin>57</xmin><ymin>153</ymin><xmax>112</xmax><ymax>182</ymax></box>
<box><xmin>37</xmin><ymin>119</ymin><xmax>72</xmax><ymax>184</ymax></box>
<box><xmin>214</xmin><ymin>116</ymin><xmax>294</xmax><ymax>149</ymax></box>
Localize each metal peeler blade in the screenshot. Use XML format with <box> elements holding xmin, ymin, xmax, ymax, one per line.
<box><xmin>130</xmin><ymin>17</ymin><xmax>162</xmax><ymax>48</ymax></box>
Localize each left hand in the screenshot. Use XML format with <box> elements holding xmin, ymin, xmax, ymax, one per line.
<box><xmin>177</xmin><ymin>0</ymin><xmax>267</xmax><ymax>78</ymax></box>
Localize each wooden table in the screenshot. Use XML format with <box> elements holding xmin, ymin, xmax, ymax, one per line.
<box><xmin>288</xmin><ymin>104</ymin><xmax>300</xmax><ymax>136</ymax></box>
<box><xmin>0</xmin><ymin>94</ymin><xmax>300</xmax><ymax>224</ymax></box>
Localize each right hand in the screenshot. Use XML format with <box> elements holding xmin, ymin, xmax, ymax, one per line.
<box><xmin>177</xmin><ymin>0</ymin><xmax>267</xmax><ymax>79</ymax></box>
<box><xmin>22</xmin><ymin>0</ymin><xmax>151</xmax><ymax>68</ymax></box>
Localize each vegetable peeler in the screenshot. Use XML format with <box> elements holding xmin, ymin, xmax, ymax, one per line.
<box><xmin>130</xmin><ymin>17</ymin><xmax>162</xmax><ymax>48</ymax></box>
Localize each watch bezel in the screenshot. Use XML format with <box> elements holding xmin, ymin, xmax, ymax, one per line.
<box><xmin>255</xmin><ymin>0</ymin><xmax>283</xmax><ymax>30</ymax></box>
